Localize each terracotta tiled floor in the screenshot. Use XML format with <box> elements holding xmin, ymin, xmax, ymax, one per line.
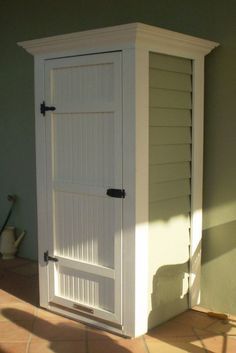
<box><xmin>0</xmin><ymin>258</ymin><xmax>236</xmax><ymax>353</ymax></box>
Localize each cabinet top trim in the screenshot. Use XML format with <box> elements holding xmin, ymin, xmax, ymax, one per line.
<box><xmin>18</xmin><ymin>22</ymin><xmax>219</xmax><ymax>57</ymax></box>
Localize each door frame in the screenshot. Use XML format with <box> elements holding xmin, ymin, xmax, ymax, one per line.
<box><xmin>18</xmin><ymin>23</ymin><xmax>218</xmax><ymax>337</ymax></box>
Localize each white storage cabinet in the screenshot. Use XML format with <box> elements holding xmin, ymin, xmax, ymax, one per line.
<box><xmin>18</xmin><ymin>23</ymin><xmax>218</xmax><ymax>337</ymax></box>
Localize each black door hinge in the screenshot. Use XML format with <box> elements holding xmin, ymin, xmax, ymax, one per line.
<box><xmin>40</xmin><ymin>101</ymin><xmax>56</xmax><ymax>116</ymax></box>
<box><xmin>44</xmin><ymin>251</ymin><xmax>58</xmax><ymax>264</ymax></box>
<box><xmin>106</xmin><ymin>188</ymin><xmax>126</xmax><ymax>198</ymax></box>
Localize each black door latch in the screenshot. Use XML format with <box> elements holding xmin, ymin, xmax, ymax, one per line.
<box><xmin>40</xmin><ymin>101</ymin><xmax>56</xmax><ymax>116</ymax></box>
<box><xmin>44</xmin><ymin>251</ymin><xmax>58</xmax><ymax>264</ymax></box>
<box><xmin>106</xmin><ymin>189</ymin><xmax>126</xmax><ymax>198</ymax></box>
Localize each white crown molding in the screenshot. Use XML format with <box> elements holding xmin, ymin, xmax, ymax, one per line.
<box><xmin>18</xmin><ymin>22</ymin><xmax>219</xmax><ymax>57</ymax></box>
<box><xmin>135</xmin><ymin>24</ymin><xmax>219</xmax><ymax>56</ymax></box>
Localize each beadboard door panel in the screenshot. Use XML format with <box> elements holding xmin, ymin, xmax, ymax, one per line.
<box><xmin>44</xmin><ymin>52</ymin><xmax>123</xmax><ymax>324</ymax></box>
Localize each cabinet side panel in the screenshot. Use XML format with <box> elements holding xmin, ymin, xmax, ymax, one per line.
<box><xmin>148</xmin><ymin>52</ymin><xmax>192</xmax><ymax>328</ymax></box>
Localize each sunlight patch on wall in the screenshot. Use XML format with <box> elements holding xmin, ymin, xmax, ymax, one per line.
<box><xmin>203</xmin><ymin>200</ymin><xmax>236</xmax><ymax>230</ymax></box>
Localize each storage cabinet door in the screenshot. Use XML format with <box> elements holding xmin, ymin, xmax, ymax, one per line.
<box><xmin>43</xmin><ymin>52</ymin><xmax>123</xmax><ymax>324</ymax></box>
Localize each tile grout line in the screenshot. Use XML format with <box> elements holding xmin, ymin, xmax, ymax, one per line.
<box><xmin>85</xmin><ymin>326</ymin><xmax>89</xmax><ymax>353</ymax></box>
<box><xmin>203</xmin><ymin>318</ymin><xmax>221</xmax><ymax>330</ymax></box>
<box><xmin>25</xmin><ymin>332</ymin><xmax>33</xmax><ymax>353</ymax></box>
<box><xmin>192</xmin><ymin>327</ymin><xmax>209</xmax><ymax>353</ymax></box>
<box><xmin>142</xmin><ymin>335</ymin><xmax>151</xmax><ymax>353</ymax></box>
<box><xmin>25</xmin><ymin>306</ymin><xmax>39</xmax><ymax>353</ymax></box>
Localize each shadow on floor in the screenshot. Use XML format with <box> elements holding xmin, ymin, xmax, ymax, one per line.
<box><xmin>0</xmin><ymin>308</ymin><xmax>135</xmax><ymax>353</ymax></box>
<box><xmin>1</xmin><ymin>258</ymin><xmax>236</xmax><ymax>353</ymax></box>
<box><xmin>1</xmin><ymin>308</ymin><xmax>236</xmax><ymax>353</ymax></box>
<box><xmin>0</xmin><ymin>257</ymin><xmax>39</xmax><ymax>306</ymax></box>
<box><xmin>146</xmin><ymin>312</ymin><xmax>236</xmax><ymax>353</ymax></box>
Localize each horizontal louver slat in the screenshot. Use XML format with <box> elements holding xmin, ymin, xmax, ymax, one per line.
<box><xmin>150</xmin><ymin>163</ymin><xmax>191</xmax><ymax>183</ymax></box>
<box><xmin>150</xmin><ymin>127</ymin><xmax>191</xmax><ymax>145</ymax></box>
<box><xmin>149</xmin><ymin>196</ymin><xmax>191</xmax><ymax>221</ymax></box>
<box><xmin>149</xmin><ymin>145</ymin><xmax>191</xmax><ymax>164</ymax></box>
<box><xmin>149</xmin><ymin>222</ymin><xmax>191</xmax><ymax>243</ymax></box>
<box><xmin>150</xmin><ymin>69</ymin><xmax>192</xmax><ymax>92</ymax></box>
<box><xmin>150</xmin><ymin>108</ymin><xmax>191</xmax><ymax>127</ymax></box>
<box><xmin>149</xmin><ymin>52</ymin><xmax>192</xmax><ymax>74</ymax></box>
<box><xmin>150</xmin><ymin>88</ymin><xmax>192</xmax><ymax>109</ymax></box>
<box><xmin>149</xmin><ymin>179</ymin><xmax>191</xmax><ymax>203</ymax></box>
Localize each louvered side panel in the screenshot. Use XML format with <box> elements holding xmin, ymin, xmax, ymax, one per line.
<box><xmin>148</xmin><ymin>52</ymin><xmax>192</xmax><ymax>328</ymax></box>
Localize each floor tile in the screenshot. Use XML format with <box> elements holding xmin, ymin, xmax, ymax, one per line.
<box><xmin>31</xmin><ymin>317</ymin><xmax>86</xmax><ymax>341</ymax></box>
<box><xmin>88</xmin><ymin>337</ymin><xmax>147</xmax><ymax>353</ymax></box>
<box><xmin>0</xmin><ymin>302</ymin><xmax>36</xmax><ymax>322</ymax></box>
<box><xmin>171</xmin><ymin>309</ymin><xmax>217</xmax><ymax>329</ymax></box>
<box><xmin>0</xmin><ymin>320</ymin><xmax>33</xmax><ymax>342</ymax></box>
<box><xmin>0</xmin><ymin>342</ymin><xmax>28</xmax><ymax>353</ymax></box>
<box><xmin>206</xmin><ymin>319</ymin><xmax>236</xmax><ymax>338</ymax></box>
<box><xmin>145</xmin><ymin>321</ymin><xmax>196</xmax><ymax>339</ymax></box>
<box><xmin>87</xmin><ymin>326</ymin><xmax>124</xmax><ymax>341</ymax></box>
<box><xmin>36</xmin><ymin>308</ymin><xmax>77</xmax><ymax>324</ymax></box>
<box><xmin>8</xmin><ymin>263</ymin><xmax>38</xmax><ymax>277</ymax></box>
<box><xmin>0</xmin><ymin>291</ymin><xmax>23</xmax><ymax>305</ymax></box>
<box><xmin>28</xmin><ymin>339</ymin><xmax>86</xmax><ymax>353</ymax></box>
<box><xmin>145</xmin><ymin>337</ymin><xmax>206</xmax><ymax>353</ymax></box>
<box><xmin>193</xmin><ymin>329</ymin><xmax>236</xmax><ymax>353</ymax></box>
<box><xmin>0</xmin><ymin>259</ymin><xmax>39</xmax><ymax>307</ymax></box>
<box><xmin>1</xmin><ymin>257</ymin><xmax>235</xmax><ymax>353</ymax></box>
<box><xmin>0</xmin><ymin>259</ymin><xmax>31</xmax><ymax>270</ymax></box>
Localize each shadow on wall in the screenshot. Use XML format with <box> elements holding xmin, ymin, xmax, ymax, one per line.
<box><xmin>148</xmin><ymin>262</ymin><xmax>189</xmax><ymax>329</ymax></box>
<box><xmin>201</xmin><ymin>220</ymin><xmax>236</xmax><ymax>315</ymax></box>
<box><xmin>148</xmin><ymin>220</ymin><xmax>236</xmax><ymax>329</ymax></box>
<box><xmin>202</xmin><ymin>220</ymin><xmax>236</xmax><ymax>265</ymax></box>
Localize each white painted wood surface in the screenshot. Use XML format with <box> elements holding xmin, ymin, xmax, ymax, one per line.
<box><xmin>18</xmin><ymin>23</ymin><xmax>218</xmax><ymax>57</ymax></box>
<box><xmin>45</xmin><ymin>52</ymin><xmax>123</xmax><ymax>324</ymax></box>
<box><xmin>189</xmin><ymin>56</ymin><xmax>205</xmax><ymax>307</ymax></box>
<box><xmin>148</xmin><ymin>53</ymin><xmax>192</xmax><ymax>326</ymax></box>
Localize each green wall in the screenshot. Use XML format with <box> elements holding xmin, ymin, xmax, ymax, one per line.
<box><xmin>0</xmin><ymin>0</ymin><xmax>235</xmax><ymax>314</ymax></box>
